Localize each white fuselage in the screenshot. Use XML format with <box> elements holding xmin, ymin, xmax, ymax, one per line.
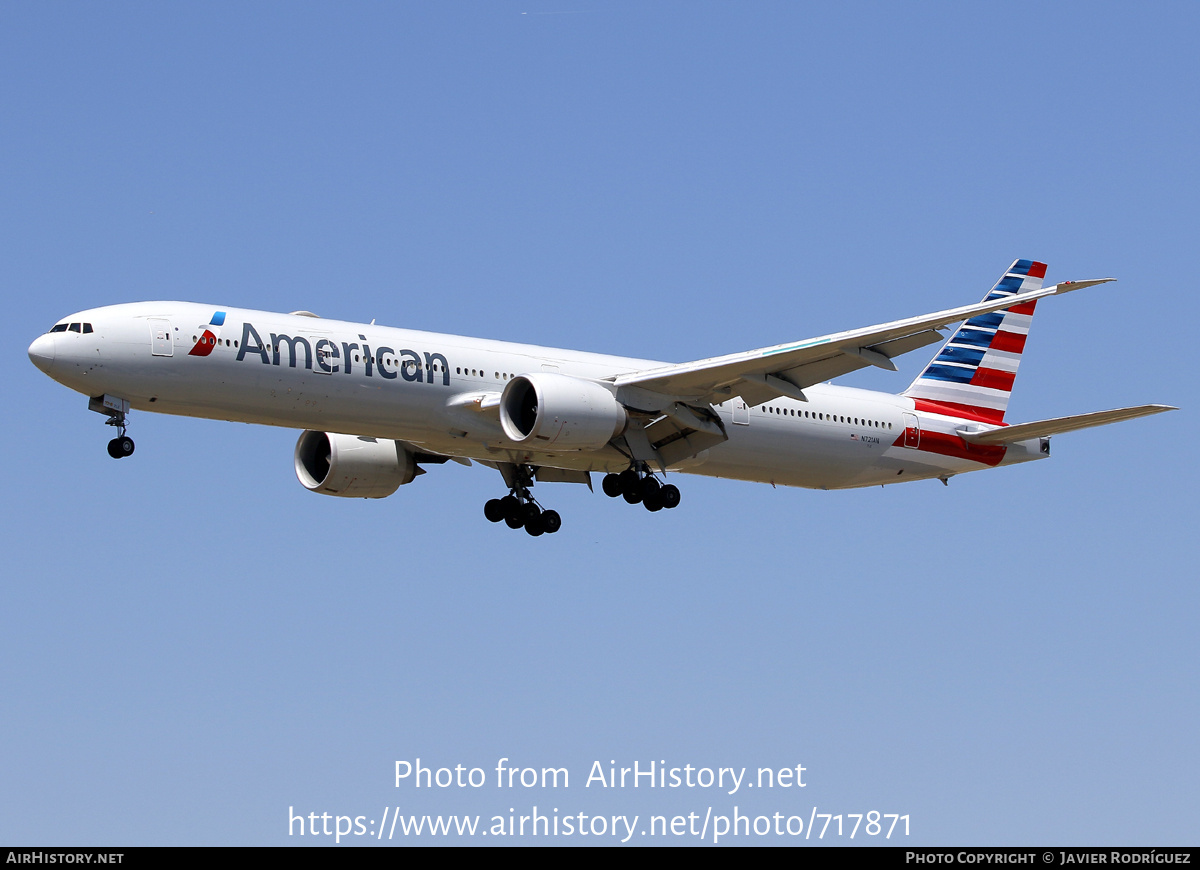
<box><xmin>28</xmin><ymin>302</ymin><xmax>1046</xmax><ymax>491</ymax></box>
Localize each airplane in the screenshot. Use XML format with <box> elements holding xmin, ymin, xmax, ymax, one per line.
<box><xmin>27</xmin><ymin>259</ymin><xmax>1174</xmax><ymax>536</ymax></box>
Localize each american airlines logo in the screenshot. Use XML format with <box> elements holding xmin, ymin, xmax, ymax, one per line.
<box><xmin>232</xmin><ymin>321</ymin><xmax>451</xmax><ymax>384</ymax></box>
<box><xmin>188</xmin><ymin>310</ymin><xmax>225</xmax><ymax>357</ymax></box>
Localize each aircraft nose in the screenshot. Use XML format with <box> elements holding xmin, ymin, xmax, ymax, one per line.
<box><xmin>28</xmin><ymin>333</ymin><xmax>56</xmax><ymax>374</ymax></box>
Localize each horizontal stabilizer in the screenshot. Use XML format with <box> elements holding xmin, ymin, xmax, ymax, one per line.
<box><xmin>1043</xmin><ymin>278</ymin><xmax>1116</xmax><ymax>295</ymax></box>
<box><xmin>958</xmin><ymin>404</ymin><xmax>1176</xmax><ymax>445</ymax></box>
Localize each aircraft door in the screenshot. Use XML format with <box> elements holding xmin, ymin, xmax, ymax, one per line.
<box><xmin>902</xmin><ymin>412</ymin><xmax>920</xmax><ymax>448</ymax></box>
<box><xmin>312</xmin><ymin>337</ymin><xmax>336</xmax><ymax>374</ymax></box>
<box><xmin>732</xmin><ymin>399</ymin><xmax>749</xmax><ymax>426</ymax></box>
<box><xmin>149</xmin><ymin>319</ymin><xmax>173</xmax><ymax>356</ymax></box>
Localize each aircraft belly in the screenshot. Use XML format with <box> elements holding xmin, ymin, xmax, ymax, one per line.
<box><xmin>113</xmin><ymin>352</ymin><xmax>449</xmax><ymax>439</ymax></box>
<box><xmin>699</xmin><ymin>421</ymin><xmax>873</xmax><ymax>489</ymax></box>
<box><xmin>106</xmin><ymin>354</ymin><xmax>1014</xmax><ymax>492</ymax></box>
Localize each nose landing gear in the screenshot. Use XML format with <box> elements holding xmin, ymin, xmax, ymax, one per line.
<box><xmin>89</xmin><ymin>395</ymin><xmax>135</xmax><ymax>459</ymax></box>
<box><xmin>106</xmin><ymin>434</ymin><xmax>135</xmax><ymax>459</ymax></box>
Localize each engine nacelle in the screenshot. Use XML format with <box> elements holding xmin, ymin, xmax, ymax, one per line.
<box><xmin>294</xmin><ymin>431</ymin><xmax>417</xmax><ymax>498</ymax></box>
<box><xmin>500</xmin><ymin>372</ymin><xmax>627</xmax><ymax>451</ymax></box>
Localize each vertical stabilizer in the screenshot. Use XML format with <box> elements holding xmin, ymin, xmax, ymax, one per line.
<box><xmin>902</xmin><ymin>259</ymin><xmax>1046</xmax><ymax>423</ymax></box>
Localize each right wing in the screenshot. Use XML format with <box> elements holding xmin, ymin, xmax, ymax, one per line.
<box><xmin>611</xmin><ymin>279</ymin><xmax>1113</xmax><ymax>409</ymax></box>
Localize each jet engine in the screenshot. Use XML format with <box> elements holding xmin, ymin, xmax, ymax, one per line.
<box><xmin>499</xmin><ymin>372</ymin><xmax>627</xmax><ymax>451</ymax></box>
<box><xmin>294</xmin><ymin>431</ymin><xmax>417</xmax><ymax>498</ymax></box>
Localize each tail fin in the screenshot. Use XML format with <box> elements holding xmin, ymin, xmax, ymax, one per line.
<box><xmin>902</xmin><ymin>258</ymin><xmax>1047</xmax><ymax>424</ymax></box>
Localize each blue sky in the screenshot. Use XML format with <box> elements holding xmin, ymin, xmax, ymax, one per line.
<box><xmin>3</xmin><ymin>2</ymin><xmax>1196</xmax><ymax>845</ymax></box>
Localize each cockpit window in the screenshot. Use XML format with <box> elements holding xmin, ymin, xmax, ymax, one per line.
<box><xmin>82</xmin><ymin>323</ymin><xmax>93</xmax><ymax>333</ymax></box>
<box><xmin>50</xmin><ymin>323</ymin><xmax>68</xmax><ymax>333</ymax></box>
<box><xmin>69</xmin><ymin>323</ymin><xmax>81</xmax><ymax>333</ymax></box>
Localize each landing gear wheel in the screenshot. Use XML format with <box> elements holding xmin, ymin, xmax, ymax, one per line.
<box><xmin>618</xmin><ymin>469</ymin><xmax>640</xmax><ymax>496</ymax></box>
<box><xmin>643</xmin><ymin>490</ymin><xmax>664</xmax><ymax>512</ymax></box>
<box><xmin>107</xmin><ymin>437</ymin><xmax>134</xmax><ymax>459</ymax></box>
<box><xmin>622</xmin><ymin>488</ymin><xmax>643</xmax><ymax>505</ymax></box>
<box><xmin>639</xmin><ymin>476</ymin><xmax>661</xmax><ymax>500</ymax></box>
<box><xmin>488</xmin><ymin>463</ymin><xmax>562</xmax><ymax>537</ymax></box>
<box><xmin>602</xmin><ymin>473</ymin><xmax>623</xmax><ymax>498</ymax></box>
<box><xmin>660</xmin><ymin>484</ymin><xmax>681</xmax><ymax>509</ymax></box>
<box><xmin>500</xmin><ymin>495</ymin><xmax>521</xmax><ymax>521</ymax></box>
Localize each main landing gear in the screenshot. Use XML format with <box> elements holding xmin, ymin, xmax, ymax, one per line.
<box><xmin>601</xmin><ymin>465</ymin><xmax>681</xmax><ymax>513</ymax></box>
<box><xmin>484</xmin><ymin>463</ymin><xmax>681</xmax><ymax>534</ymax></box>
<box><xmin>484</xmin><ymin>465</ymin><xmax>562</xmax><ymax>537</ymax></box>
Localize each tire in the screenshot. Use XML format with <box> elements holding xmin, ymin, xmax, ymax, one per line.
<box><xmin>484</xmin><ymin>499</ymin><xmax>505</xmax><ymax>522</ymax></box>
<box><xmin>522</xmin><ymin>502</ymin><xmax>542</xmax><ymax>525</ymax></box>
<box><xmin>643</xmin><ymin>490</ymin><xmax>664</xmax><ymax>512</ymax></box>
<box><xmin>107</xmin><ymin>439</ymin><xmax>123</xmax><ymax>459</ymax></box>
<box><xmin>622</xmin><ymin>488</ymin><xmax>642</xmax><ymax>505</ymax></box>
<box><xmin>541</xmin><ymin>510</ymin><xmax>562</xmax><ymax>534</ymax></box>
<box><xmin>500</xmin><ymin>495</ymin><xmax>521</xmax><ymax>522</ymax></box>
<box><xmin>525</xmin><ymin>515</ymin><xmax>545</xmax><ymax>536</ymax></box>
<box><xmin>640</xmin><ymin>476</ymin><xmax>660</xmax><ymax>500</ymax></box>
<box><xmin>118</xmin><ymin>437</ymin><xmax>135</xmax><ymax>457</ymax></box>
<box><xmin>660</xmin><ymin>484</ymin><xmax>681</xmax><ymax>509</ymax></box>
<box><xmin>618</xmin><ymin>469</ymin><xmax>640</xmax><ymax>496</ymax></box>
<box><xmin>602</xmin><ymin>473</ymin><xmax>623</xmax><ymax>498</ymax></box>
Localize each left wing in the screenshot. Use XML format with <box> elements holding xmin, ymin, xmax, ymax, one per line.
<box><xmin>611</xmin><ymin>278</ymin><xmax>1112</xmax><ymax>409</ymax></box>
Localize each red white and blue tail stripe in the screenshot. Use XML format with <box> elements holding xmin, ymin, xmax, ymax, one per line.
<box><xmin>902</xmin><ymin>259</ymin><xmax>1047</xmax><ymax>424</ymax></box>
